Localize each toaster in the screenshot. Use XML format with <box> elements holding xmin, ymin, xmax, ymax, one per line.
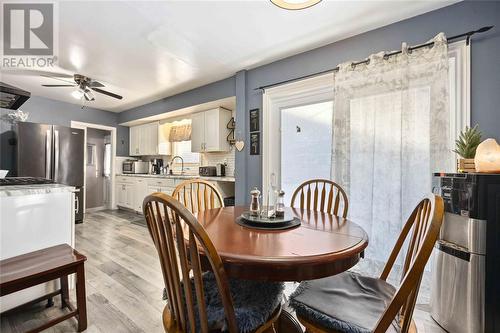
<box><xmin>199</xmin><ymin>166</ymin><xmax>217</xmax><ymax>176</ymax></box>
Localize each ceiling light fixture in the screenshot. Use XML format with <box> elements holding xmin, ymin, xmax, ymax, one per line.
<box><xmin>83</xmin><ymin>89</ymin><xmax>95</xmax><ymax>101</ymax></box>
<box><xmin>270</xmin><ymin>0</ymin><xmax>322</xmax><ymax>10</ymax></box>
<box><xmin>71</xmin><ymin>89</ymin><xmax>84</xmax><ymax>100</ymax></box>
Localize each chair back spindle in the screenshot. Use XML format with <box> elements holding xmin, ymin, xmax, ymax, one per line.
<box><xmin>290</xmin><ymin>179</ymin><xmax>348</xmax><ymax>218</ymax></box>
<box><xmin>143</xmin><ymin>193</ymin><xmax>238</xmax><ymax>333</ymax></box>
<box><xmin>172</xmin><ymin>179</ymin><xmax>224</xmax><ymax>214</ymax></box>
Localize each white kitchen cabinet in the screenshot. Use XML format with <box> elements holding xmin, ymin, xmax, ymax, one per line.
<box><xmin>158</xmin><ymin>122</ymin><xmax>172</xmax><ymax>155</ymax></box>
<box><xmin>134</xmin><ymin>178</ymin><xmax>149</xmax><ymax>212</ymax></box>
<box><xmin>116</xmin><ymin>182</ymin><xmax>134</xmax><ymax>209</ymax></box>
<box><xmin>116</xmin><ymin>176</ymin><xmax>193</xmax><ymax>214</ymax></box>
<box><xmin>129</xmin><ymin>125</ymin><xmax>140</xmax><ymax>156</ymax></box>
<box><xmin>147</xmin><ymin>178</ymin><xmax>176</xmax><ymax>196</ymax></box>
<box><xmin>129</xmin><ymin>122</ymin><xmax>159</xmax><ymax>156</ymax></box>
<box><xmin>0</xmin><ymin>188</ymin><xmax>75</xmax><ymax>311</ymax></box>
<box><xmin>191</xmin><ymin>111</ymin><xmax>205</xmax><ymax>153</ymax></box>
<box><xmin>116</xmin><ymin>182</ymin><xmax>126</xmax><ymax>207</ymax></box>
<box><xmin>191</xmin><ymin>107</ymin><xmax>232</xmax><ymax>153</ymax></box>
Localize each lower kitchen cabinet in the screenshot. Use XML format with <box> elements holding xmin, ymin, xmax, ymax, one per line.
<box><xmin>116</xmin><ymin>176</ymin><xmax>233</xmax><ymax>214</ymax></box>
<box><xmin>134</xmin><ymin>179</ymin><xmax>149</xmax><ymax>212</ymax></box>
<box><xmin>116</xmin><ymin>182</ymin><xmax>134</xmax><ymax>209</ymax></box>
<box><xmin>116</xmin><ymin>176</ymin><xmax>178</xmax><ymax>213</ymax></box>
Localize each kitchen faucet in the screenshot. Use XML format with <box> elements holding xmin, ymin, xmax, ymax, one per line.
<box><xmin>170</xmin><ymin>155</ymin><xmax>184</xmax><ymax>175</ymax></box>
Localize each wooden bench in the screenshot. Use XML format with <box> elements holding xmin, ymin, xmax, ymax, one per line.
<box><xmin>0</xmin><ymin>244</ymin><xmax>87</xmax><ymax>332</ymax></box>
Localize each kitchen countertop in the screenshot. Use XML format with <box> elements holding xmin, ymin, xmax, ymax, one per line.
<box><xmin>0</xmin><ymin>184</ymin><xmax>76</xmax><ymax>197</ymax></box>
<box><xmin>116</xmin><ymin>173</ymin><xmax>236</xmax><ymax>183</ymax></box>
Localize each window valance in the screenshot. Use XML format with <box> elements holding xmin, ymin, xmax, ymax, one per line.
<box><xmin>169</xmin><ymin>124</ymin><xmax>191</xmax><ymax>142</ymax></box>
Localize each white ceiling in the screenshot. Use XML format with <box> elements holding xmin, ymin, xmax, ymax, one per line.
<box><xmin>0</xmin><ymin>0</ymin><xmax>456</xmax><ymax>112</ymax></box>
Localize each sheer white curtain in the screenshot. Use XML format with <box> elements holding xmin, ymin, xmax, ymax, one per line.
<box><xmin>332</xmin><ymin>33</ymin><xmax>451</xmax><ymax>264</ymax></box>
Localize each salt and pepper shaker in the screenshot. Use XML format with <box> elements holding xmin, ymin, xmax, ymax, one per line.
<box><xmin>249</xmin><ymin>187</ymin><xmax>261</xmax><ymax>216</ymax></box>
<box><xmin>275</xmin><ymin>190</ymin><xmax>285</xmax><ymax>218</ymax></box>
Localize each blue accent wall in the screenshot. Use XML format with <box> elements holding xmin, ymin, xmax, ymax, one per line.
<box><xmin>117</xmin><ymin>76</ymin><xmax>236</xmax><ymax>124</ymax></box>
<box><xmin>0</xmin><ymin>96</ymin><xmax>129</xmax><ymax>173</ymax></box>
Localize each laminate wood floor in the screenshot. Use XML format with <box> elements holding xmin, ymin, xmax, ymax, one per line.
<box><xmin>1</xmin><ymin>209</ymin><xmax>446</xmax><ymax>333</ymax></box>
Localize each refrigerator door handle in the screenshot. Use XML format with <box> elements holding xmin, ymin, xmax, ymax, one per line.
<box><xmin>75</xmin><ymin>195</ymin><xmax>79</xmax><ymax>214</ymax></box>
<box><xmin>54</xmin><ymin>130</ymin><xmax>60</xmax><ymax>180</ymax></box>
<box><xmin>45</xmin><ymin>129</ymin><xmax>52</xmax><ymax>179</ymax></box>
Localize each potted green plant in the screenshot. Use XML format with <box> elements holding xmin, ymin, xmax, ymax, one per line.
<box><xmin>453</xmin><ymin>125</ymin><xmax>482</xmax><ymax>173</ymax></box>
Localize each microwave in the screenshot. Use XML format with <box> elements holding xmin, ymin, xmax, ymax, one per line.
<box><xmin>122</xmin><ymin>160</ymin><xmax>150</xmax><ymax>174</ymax></box>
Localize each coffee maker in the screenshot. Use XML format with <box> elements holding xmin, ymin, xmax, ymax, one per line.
<box><xmin>151</xmin><ymin>158</ymin><xmax>164</xmax><ymax>174</ymax></box>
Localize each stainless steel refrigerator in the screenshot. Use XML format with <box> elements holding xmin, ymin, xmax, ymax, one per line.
<box><xmin>16</xmin><ymin>122</ymin><xmax>85</xmax><ymax>222</ymax></box>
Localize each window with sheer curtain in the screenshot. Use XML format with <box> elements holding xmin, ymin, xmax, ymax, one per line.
<box><xmin>331</xmin><ymin>33</ymin><xmax>452</xmax><ymax>266</ymax></box>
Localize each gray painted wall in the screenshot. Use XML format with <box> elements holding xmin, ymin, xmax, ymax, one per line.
<box><xmin>0</xmin><ymin>95</ymin><xmax>129</xmax><ymax>174</ymax></box>
<box><xmin>117</xmin><ymin>76</ymin><xmax>236</xmax><ymax>124</ymax></box>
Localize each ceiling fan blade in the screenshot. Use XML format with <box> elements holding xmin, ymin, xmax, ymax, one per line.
<box><xmin>40</xmin><ymin>74</ymin><xmax>75</xmax><ymax>84</ymax></box>
<box><xmin>88</xmin><ymin>81</ymin><xmax>105</xmax><ymax>88</ymax></box>
<box><xmin>91</xmin><ymin>87</ymin><xmax>122</xmax><ymax>100</ymax></box>
<box><xmin>42</xmin><ymin>84</ymin><xmax>77</xmax><ymax>87</ymax></box>
<box><xmin>1</xmin><ymin>69</ymin><xmax>73</xmax><ymax>78</ymax></box>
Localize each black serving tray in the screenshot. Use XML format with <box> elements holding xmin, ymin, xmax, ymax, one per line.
<box><xmin>236</xmin><ymin>210</ymin><xmax>301</xmax><ymax>230</ymax></box>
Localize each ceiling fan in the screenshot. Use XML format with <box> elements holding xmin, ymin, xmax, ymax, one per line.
<box><xmin>41</xmin><ymin>73</ymin><xmax>122</xmax><ymax>101</ymax></box>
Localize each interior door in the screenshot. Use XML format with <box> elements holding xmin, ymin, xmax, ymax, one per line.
<box><xmin>191</xmin><ymin>112</ymin><xmax>205</xmax><ymax>152</ymax></box>
<box><xmin>16</xmin><ymin>122</ymin><xmax>52</xmax><ymax>178</ymax></box>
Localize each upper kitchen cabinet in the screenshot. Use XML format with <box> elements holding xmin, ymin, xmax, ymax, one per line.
<box><xmin>129</xmin><ymin>122</ymin><xmax>159</xmax><ymax>156</ymax></box>
<box><xmin>191</xmin><ymin>107</ymin><xmax>232</xmax><ymax>153</ymax></box>
<box><xmin>158</xmin><ymin>122</ymin><xmax>172</xmax><ymax>155</ymax></box>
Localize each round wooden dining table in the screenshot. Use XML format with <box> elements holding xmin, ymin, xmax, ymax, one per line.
<box><xmin>194</xmin><ymin>206</ymin><xmax>369</xmax><ymax>332</ymax></box>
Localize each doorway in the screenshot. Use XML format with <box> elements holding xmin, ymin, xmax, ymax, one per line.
<box><xmin>85</xmin><ymin>128</ymin><xmax>112</xmax><ymax>211</ymax></box>
<box><xmin>71</xmin><ymin>121</ymin><xmax>117</xmax><ymax>216</ymax></box>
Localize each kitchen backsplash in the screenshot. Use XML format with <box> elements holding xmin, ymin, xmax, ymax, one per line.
<box><xmin>200</xmin><ymin>150</ymin><xmax>235</xmax><ymax>177</ymax></box>
<box><xmin>117</xmin><ymin>149</ymin><xmax>235</xmax><ymax>177</ymax></box>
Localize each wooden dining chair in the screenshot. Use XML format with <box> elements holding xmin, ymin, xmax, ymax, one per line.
<box><xmin>290</xmin><ymin>194</ymin><xmax>444</xmax><ymax>333</ymax></box>
<box><xmin>172</xmin><ymin>179</ymin><xmax>224</xmax><ymax>214</ymax></box>
<box><xmin>290</xmin><ymin>179</ymin><xmax>349</xmax><ymax>218</ymax></box>
<box><xmin>143</xmin><ymin>193</ymin><xmax>283</xmax><ymax>333</ymax></box>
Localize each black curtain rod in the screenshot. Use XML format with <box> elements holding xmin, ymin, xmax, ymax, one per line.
<box><xmin>255</xmin><ymin>25</ymin><xmax>494</xmax><ymax>91</ymax></box>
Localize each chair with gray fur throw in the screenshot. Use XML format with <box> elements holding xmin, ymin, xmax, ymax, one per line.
<box><xmin>143</xmin><ymin>192</ymin><xmax>283</xmax><ymax>333</ymax></box>
<box><xmin>290</xmin><ymin>194</ymin><xmax>444</xmax><ymax>333</ymax></box>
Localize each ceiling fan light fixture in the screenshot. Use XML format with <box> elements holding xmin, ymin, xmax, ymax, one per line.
<box><xmin>71</xmin><ymin>89</ymin><xmax>84</xmax><ymax>100</ymax></box>
<box><xmin>270</xmin><ymin>0</ymin><xmax>322</xmax><ymax>10</ymax></box>
<box><xmin>83</xmin><ymin>89</ymin><xmax>95</xmax><ymax>101</ymax></box>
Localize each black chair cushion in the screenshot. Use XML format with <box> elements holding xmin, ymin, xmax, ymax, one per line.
<box><xmin>290</xmin><ymin>271</ymin><xmax>400</xmax><ymax>333</ymax></box>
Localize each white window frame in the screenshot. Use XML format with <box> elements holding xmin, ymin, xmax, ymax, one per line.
<box><xmin>448</xmin><ymin>40</ymin><xmax>471</xmax><ymax>162</ymax></box>
<box><xmin>262</xmin><ymin>73</ymin><xmax>334</xmax><ymax>195</ymax></box>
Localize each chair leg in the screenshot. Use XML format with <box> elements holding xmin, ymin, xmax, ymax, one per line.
<box><xmin>76</xmin><ymin>264</ymin><xmax>88</xmax><ymax>332</ymax></box>
<box><xmin>60</xmin><ymin>275</ymin><xmax>69</xmax><ymax>309</ymax></box>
